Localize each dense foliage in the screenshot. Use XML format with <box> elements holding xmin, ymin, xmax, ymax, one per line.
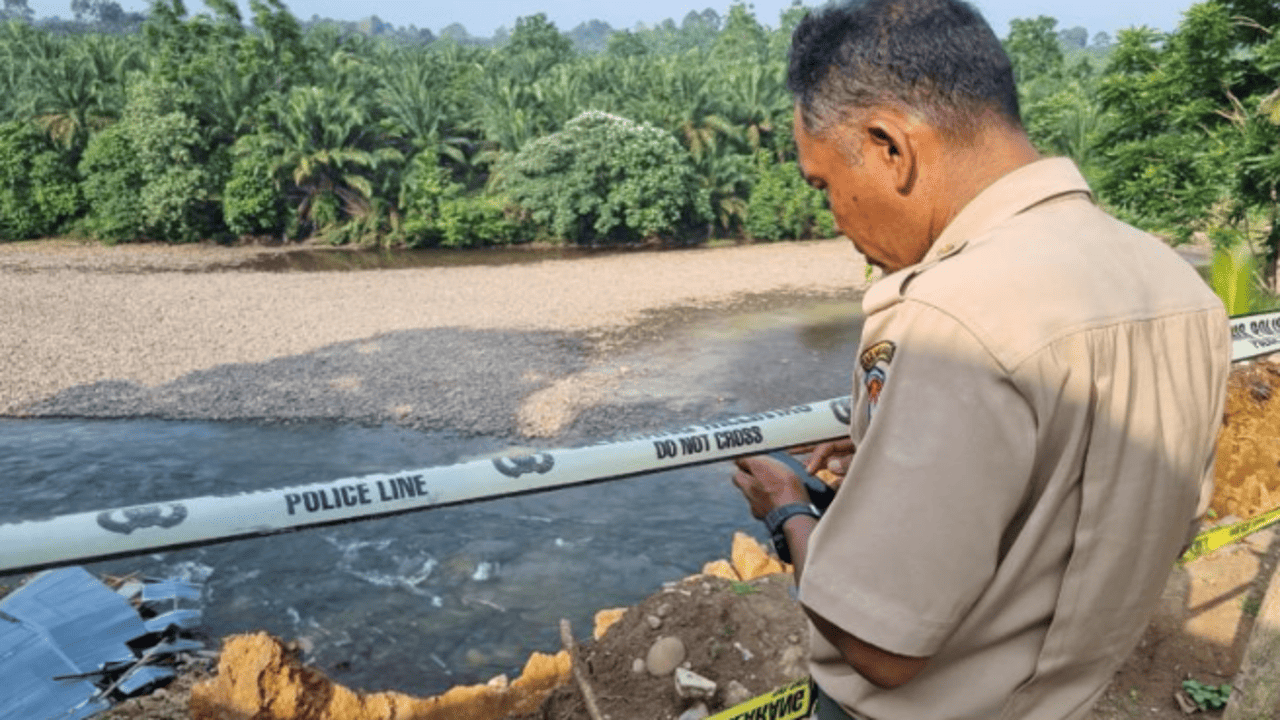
<box><xmin>0</xmin><ymin>0</ymin><xmax>1276</xmax><ymax>281</ymax></box>
<box><xmin>497</xmin><ymin>111</ymin><xmax>710</xmax><ymax>243</ymax></box>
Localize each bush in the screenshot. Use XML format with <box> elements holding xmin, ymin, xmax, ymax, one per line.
<box><xmin>745</xmin><ymin>153</ymin><xmax>836</xmax><ymax>241</ymax></box>
<box><xmin>78</xmin><ymin>124</ymin><xmax>145</xmax><ymax>243</ymax></box>
<box><xmin>78</xmin><ymin>76</ymin><xmax>221</xmax><ymax>243</ymax></box>
<box><xmin>400</xmin><ymin>154</ymin><xmax>519</xmax><ymax>248</ymax></box>
<box><xmin>223</xmin><ymin>132</ymin><xmax>286</xmax><ymax>237</ymax></box>
<box><xmin>496</xmin><ymin>110</ymin><xmax>710</xmax><ymax>244</ymax></box>
<box><xmin>0</xmin><ymin>121</ymin><xmax>83</xmax><ymax>241</ymax></box>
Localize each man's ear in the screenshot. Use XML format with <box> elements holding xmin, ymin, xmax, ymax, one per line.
<box><xmin>865</xmin><ymin>115</ymin><xmax>916</xmax><ymax>195</ymax></box>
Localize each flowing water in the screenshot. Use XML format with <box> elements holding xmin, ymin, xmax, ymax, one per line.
<box><xmin>0</xmin><ymin>254</ymin><xmax>865</xmax><ymax>697</ymax></box>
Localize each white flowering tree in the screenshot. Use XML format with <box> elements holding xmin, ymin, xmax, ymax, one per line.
<box><xmin>496</xmin><ymin>110</ymin><xmax>712</xmax><ymax>244</ymax></box>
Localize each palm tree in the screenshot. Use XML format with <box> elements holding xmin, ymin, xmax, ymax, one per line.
<box><xmin>722</xmin><ymin>61</ymin><xmax>789</xmax><ymax>154</ymax></box>
<box><xmin>266</xmin><ymin>85</ymin><xmax>403</xmax><ymax>237</ymax></box>
<box><xmin>16</xmin><ymin>36</ymin><xmax>140</xmax><ymax>148</ymax></box>
<box><xmin>375</xmin><ymin>49</ymin><xmax>468</xmax><ymax>164</ymax></box>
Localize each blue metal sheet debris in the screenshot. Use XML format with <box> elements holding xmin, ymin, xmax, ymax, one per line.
<box><xmin>144</xmin><ymin>608</ymin><xmax>202</xmax><ymax>633</ymax></box>
<box><xmin>3</xmin><ymin>567</ymin><xmax>146</xmax><ymax>674</ymax></box>
<box><xmin>0</xmin><ymin>614</ymin><xmax>112</xmax><ymax>720</ymax></box>
<box><xmin>0</xmin><ymin>566</ymin><xmax>205</xmax><ymax>720</ymax></box>
<box><xmin>115</xmin><ymin>665</ymin><xmax>176</xmax><ymax>696</ymax></box>
<box><xmin>140</xmin><ymin>579</ymin><xmax>201</xmax><ymax>604</ymax></box>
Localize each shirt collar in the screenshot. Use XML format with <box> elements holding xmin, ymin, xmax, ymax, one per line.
<box><xmin>863</xmin><ymin>157</ymin><xmax>1093</xmax><ymax>314</ymax></box>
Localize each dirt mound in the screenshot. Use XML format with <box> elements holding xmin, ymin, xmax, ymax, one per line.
<box><xmin>518</xmin><ymin>574</ymin><xmax>809</xmax><ymax>720</ymax></box>
<box><xmin>186</xmin><ymin>632</ymin><xmax>570</xmax><ymax>720</ymax></box>
<box><xmin>1213</xmin><ymin>361</ymin><xmax>1280</xmax><ymax>520</ymax></box>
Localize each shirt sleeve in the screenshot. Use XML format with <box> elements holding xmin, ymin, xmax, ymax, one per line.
<box><xmin>799</xmin><ymin>301</ymin><xmax>1036</xmax><ymax>657</ymax></box>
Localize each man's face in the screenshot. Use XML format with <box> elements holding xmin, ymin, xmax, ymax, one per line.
<box><xmin>793</xmin><ymin>106</ymin><xmax>931</xmax><ymax>273</ymax></box>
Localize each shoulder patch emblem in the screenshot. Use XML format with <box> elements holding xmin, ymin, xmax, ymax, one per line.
<box><xmin>858</xmin><ymin>341</ymin><xmax>896</xmax><ymax>420</ymax></box>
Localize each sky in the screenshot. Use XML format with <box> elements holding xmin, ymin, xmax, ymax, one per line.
<box><xmin>24</xmin><ymin>0</ymin><xmax>1198</xmax><ymax>40</ymax></box>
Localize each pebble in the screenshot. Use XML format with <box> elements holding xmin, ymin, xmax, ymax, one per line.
<box><xmin>646</xmin><ymin>614</ymin><xmax>662</xmax><ymax>629</ymax></box>
<box><xmin>779</xmin><ymin>645</ymin><xmax>807</xmax><ymax>680</ymax></box>
<box><xmin>646</xmin><ymin>636</ymin><xmax>686</xmax><ymax>676</ymax></box>
<box><xmin>631</xmin><ymin>658</ymin><xmax>646</xmax><ymax>674</ymax></box>
<box><xmin>724</xmin><ymin>680</ymin><xmax>752</xmax><ymax>707</ymax></box>
<box><xmin>674</xmin><ymin>667</ymin><xmax>717</xmax><ymax>700</ymax></box>
<box><xmin>464</xmin><ymin>649</ymin><xmax>487</xmax><ymax>667</ymax></box>
<box><xmin>677</xmin><ymin>703</ymin><xmax>710</xmax><ymax>720</ymax></box>
<box><xmin>656</xmin><ymin>602</ymin><xmax>672</xmax><ymax>617</ymax></box>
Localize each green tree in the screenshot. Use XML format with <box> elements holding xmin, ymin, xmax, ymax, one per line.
<box><xmin>607</xmin><ymin>30</ymin><xmax>648</xmax><ymax>58</ymax></box>
<box><xmin>1004</xmin><ymin>16</ymin><xmax>1064</xmax><ymax>84</ymax></box>
<box><xmin>0</xmin><ymin>120</ymin><xmax>81</xmax><ymax>240</ymax></box>
<box><xmin>261</xmin><ymin>84</ymin><xmax>403</xmax><ymax>240</ymax></box>
<box><xmin>505</xmin><ymin>13</ymin><xmax>573</xmax><ymax>64</ymax></box>
<box><xmin>745</xmin><ymin>151</ymin><xmax>835</xmax><ymax>241</ymax></box>
<box><xmin>222</xmin><ymin>131</ymin><xmax>285</xmax><ymax>237</ymax></box>
<box><xmin>1058</xmin><ymin>26</ymin><xmax>1088</xmax><ymax>50</ymax></box>
<box><xmin>711</xmin><ymin>3</ymin><xmax>767</xmax><ymax>65</ymax></box>
<box><xmin>496</xmin><ymin>110</ymin><xmax>710</xmax><ymax>244</ymax></box>
<box><xmin>79</xmin><ymin>76</ymin><xmax>220</xmax><ymax>243</ymax></box>
<box><xmin>1092</xmin><ymin>0</ymin><xmax>1280</xmax><ymax>292</ymax></box>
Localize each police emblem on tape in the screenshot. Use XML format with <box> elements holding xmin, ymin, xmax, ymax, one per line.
<box><xmin>858</xmin><ymin>341</ymin><xmax>896</xmax><ymax>421</ymax></box>
<box><xmin>97</xmin><ymin>504</ymin><xmax>188</xmax><ymax>535</ymax></box>
<box><xmin>492</xmin><ymin>453</ymin><xmax>555</xmax><ymax>478</ymax></box>
<box><xmin>829</xmin><ymin>397</ymin><xmax>852</xmax><ymax>426</ymax></box>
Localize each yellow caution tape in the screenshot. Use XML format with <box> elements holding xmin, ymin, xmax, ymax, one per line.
<box><xmin>1180</xmin><ymin>505</ymin><xmax>1280</xmax><ymax>563</ymax></box>
<box><xmin>708</xmin><ymin>677</ymin><xmax>812</xmax><ymax>720</ymax></box>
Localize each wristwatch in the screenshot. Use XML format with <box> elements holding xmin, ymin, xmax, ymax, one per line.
<box><xmin>764</xmin><ymin>502</ymin><xmax>821</xmax><ymax>564</ymax></box>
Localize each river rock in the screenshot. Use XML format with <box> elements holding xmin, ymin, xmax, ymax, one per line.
<box><xmin>723</xmin><ymin>680</ymin><xmax>752</xmax><ymax>707</ymax></box>
<box><xmin>779</xmin><ymin>644</ymin><xmax>808</xmax><ymax>680</ymax></box>
<box><xmin>674</xmin><ymin>667</ymin><xmax>716</xmax><ymax>701</ymax></box>
<box><xmin>677</xmin><ymin>702</ymin><xmax>710</xmax><ymax>720</ymax></box>
<box><xmin>646</xmin><ymin>614</ymin><xmax>662</xmax><ymax>629</ymax></box>
<box><xmin>646</xmin><ymin>636</ymin><xmax>686</xmax><ymax>676</ymax></box>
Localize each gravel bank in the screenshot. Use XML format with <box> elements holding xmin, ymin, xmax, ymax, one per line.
<box><xmin>1</xmin><ymin>239</ymin><xmax>867</xmax><ymax>435</ymax></box>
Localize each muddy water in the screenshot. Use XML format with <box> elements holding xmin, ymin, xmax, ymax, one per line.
<box><xmin>0</xmin><ymin>296</ymin><xmax>864</xmax><ymax>698</ymax></box>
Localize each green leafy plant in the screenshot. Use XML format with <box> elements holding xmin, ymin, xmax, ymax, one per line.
<box><xmin>399</xmin><ymin>154</ymin><xmax>520</xmax><ymax>248</ymax></box>
<box><xmin>223</xmin><ymin>131</ymin><xmax>287</xmax><ymax>237</ymax></box>
<box><xmin>0</xmin><ymin>120</ymin><xmax>82</xmax><ymax>240</ymax></box>
<box><xmin>744</xmin><ymin>152</ymin><xmax>836</xmax><ymax>241</ymax></box>
<box><xmin>1210</xmin><ymin>228</ymin><xmax>1259</xmax><ymax>315</ymax></box>
<box><xmin>496</xmin><ymin>110</ymin><xmax>710</xmax><ymax>244</ymax></box>
<box><xmin>1182</xmin><ymin>678</ymin><xmax>1232</xmax><ymax>711</ymax></box>
<box><xmin>78</xmin><ymin>76</ymin><xmax>221</xmax><ymax>243</ymax></box>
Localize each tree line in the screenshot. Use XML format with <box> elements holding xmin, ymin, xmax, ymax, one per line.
<box><xmin>0</xmin><ymin>0</ymin><xmax>1276</xmax><ymax>274</ymax></box>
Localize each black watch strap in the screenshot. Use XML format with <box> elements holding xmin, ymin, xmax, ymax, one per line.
<box><xmin>764</xmin><ymin>502</ymin><xmax>822</xmax><ymax>536</ymax></box>
<box><xmin>764</xmin><ymin>502</ymin><xmax>821</xmax><ymax>564</ymax></box>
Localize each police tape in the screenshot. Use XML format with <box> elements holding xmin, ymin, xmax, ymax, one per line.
<box><xmin>708</xmin><ymin>678</ymin><xmax>812</xmax><ymax>720</ymax></box>
<box><xmin>0</xmin><ymin>398</ymin><xmax>853</xmax><ymax>575</ymax></box>
<box><xmin>1181</xmin><ymin>504</ymin><xmax>1280</xmax><ymax>564</ymax></box>
<box><xmin>1230</xmin><ymin>308</ymin><xmax>1280</xmax><ymax>362</ymax></box>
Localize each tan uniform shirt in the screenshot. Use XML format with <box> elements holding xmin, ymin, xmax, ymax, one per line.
<box><xmin>801</xmin><ymin>158</ymin><xmax>1230</xmax><ymax>720</ymax></box>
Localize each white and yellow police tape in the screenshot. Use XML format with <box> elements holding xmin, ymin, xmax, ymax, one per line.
<box><xmin>709</xmin><ymin>677</ymin><xmax>813</xmax><ymax>720</ymax></box>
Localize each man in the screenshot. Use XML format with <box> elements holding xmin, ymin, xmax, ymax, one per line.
<box><xmin>730</xmin><ymin>1</ymin><xmax>1231</xmax><ymax>718</ymax></box>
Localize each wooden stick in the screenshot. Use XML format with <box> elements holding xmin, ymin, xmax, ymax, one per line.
<box><xmin>560</xmin><ymin>618</ymin><xmax>606</xmax><ymax>720</ymax></box>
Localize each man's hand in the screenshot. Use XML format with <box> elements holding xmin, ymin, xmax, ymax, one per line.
<box><xmin>804</xmin><ymin>438</ymin><xmax>855</xmax><ymax>476</ymax></box>
<box><xmin>731</xmin><ymin>455</ymin><xmax>810</xmax><ymax>519</ymax></box>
